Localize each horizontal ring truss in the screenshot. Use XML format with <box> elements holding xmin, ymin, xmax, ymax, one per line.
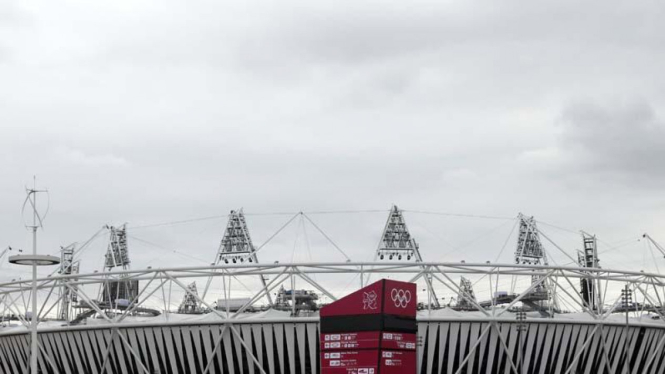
<box><xmin>2</xmin><ymin>262</ymin><xmax>665</xmax><ymax>374</ymax></box>
<box><xmin>2</xmin><ymin>262</ymin><xmax>665</xmax><ymax>287</ymax></box>
<box><xmin>0</xmin><ymin>262</ymin><xmax>664</xmax><ymax>323</ymax></box>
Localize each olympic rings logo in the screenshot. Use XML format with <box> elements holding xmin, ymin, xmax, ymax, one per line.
<box><xmin>390</xmin><ymin>288</ymin><xmax>411</xmax><ymax>308</ymax></box>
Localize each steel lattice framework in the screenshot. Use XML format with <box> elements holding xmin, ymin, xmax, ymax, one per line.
<box><xmin>2</xmin><ymin>261</ymin><xmax>665</xmax><ymax>373</ymax></box>
<box><xmin>515</xmin><ymin>214</ymin><xmax>548</xmax><ymax>266</ymax></box>
<box><xmin>99</xmin><ymin>225</ymin><xmax>138</xmax><ymax>307</ymax></box>
<box><xmin>215</xmin><ymin>209</ymin><xmax>258</xmax><ymax>264</ymax></box>
<box><xmin>513</xmin><ymin>214</ymin><xmax>555</xmax><ymax>315</ymax></box>
<box><xmin>454</xmin><ymin>276</ymin><xmax>477</xmax><ymax>311</ymax></box>
<box><xmin>373</xmin><ymin>205</ymin><xmax>441</xmax><ymax>308</ymax></box>
<box><xmin>57</xmin><ymin>244</ymin><xmax>79</xmax><ymax>321</ymax></box>
<box><xmin>202</xmin><ymin>209</ymin><xmax>273</xmax><ymax>307</ymax></box>
<box><xmin>2</xmin><ymin>207</ymin><xmax>665</xmax><ymax>373</ymax></box>
<box><xmin>104</xmin><ymin>225</ymin><xmax>130</xmax><ymax>271</ymax></box>
<box><xmin>177</xmin><ymin>281</ymin><xmax>203</xmax><ymax>314</ymax></box>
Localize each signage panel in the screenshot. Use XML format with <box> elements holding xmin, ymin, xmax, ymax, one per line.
<box><xmin>320</xmin><ymin>314</ymin><xmax>417</xmax><ymax>334</ymax></box>
<box><xmin>320</xmin><ymin>279</ymin><xmax>417</xmax><ymax>318</ymax></box>
<box><xmin>321</xmin><ymin>350</ymin><xmax>379</xmax><ymax>369</ymax></box>
<box><xmin>320</xmin><ymin>281</ymin><xmax>383</xmax><ymax>317</ymax></box>
<box><xmin>321</xmin><ymin>332</ymin><xmax>381</xmax><ymax>350</ymax></box>
<box><xmin>382</xmin><ymin>280</ymin><xmax>417</xmax><ymax>318</ymax></box>
<box><xmin>321</xmin><ymin>368</ymin><xmax>378</xmax><ymax>374</ymax></box>
<box><xmin>320</xmin><ymin>331</ymin><xmax>417</xmax><ymax>351</ymax></box>
<box><xmin>319</xmin><ymin>279</ymin><xmax>417</xmax><ymax>374</ymax></box>
<box><xmin>379</xmin><ymin>350</ymin><xmax>417</xmax><ymax>374</ymax></box>
<box><xmin>380</xmin><ymin>332</ymin><xmax>417</xmax><ymax>350</ymax></box>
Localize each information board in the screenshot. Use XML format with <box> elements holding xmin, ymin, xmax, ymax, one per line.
<box><xmin>320</xmin><ymin>279</ymin><xmax>417</xmax><ymax>374</ymax></box>
<box><xmin>321</xmin><ymin>350</ymin><xmax>379</xmax><ymax>373</ymax></box>
<box><xmin>320</xmin><ymin>279</ymin><xmax>416</xmax><ymax>318</ymax></box>
<box><xmin>320</xmin><ymin>332</ymin><xmax>417</xmax><ymax>351</ymax></box>
<box><xmin>379</xmin><ymin>350</ymin><xmax>417</xmax><ymax>374</ymax></box>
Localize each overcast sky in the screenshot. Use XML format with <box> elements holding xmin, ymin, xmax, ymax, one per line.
<box><xmin>2</xmin><ymin>0</ymin><xmax>665</xmax><ymax>285</ymax></box>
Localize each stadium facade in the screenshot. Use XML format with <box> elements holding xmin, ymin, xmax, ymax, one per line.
<box><xmin>2</xmin><ymin>206</ymin><xmax>665</xmax><ymax>373</ymax></box>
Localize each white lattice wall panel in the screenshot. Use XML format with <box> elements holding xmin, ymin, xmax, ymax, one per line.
<box><xmin>416</xmin><ymin>321</ymin><xmax>665</xmax><ymax>374</ymax></box>
<box><xmin>1</xmin><ymin>321</ymin><xmax>665</xmax><ymax>373</ymax></box>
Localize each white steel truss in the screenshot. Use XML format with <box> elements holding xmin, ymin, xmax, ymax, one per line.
<box><xmin>57</xmin><ymin>244</ymin><xmax>79</xmax><ymax>321</ymax></box>
<box><xmin>215</xmin><ymin>209</ymin><xmax>258</xmax><ymax>264</ymax></box>
<box><xmin>202</xmin><ymin>209</ymin><xmax>273</xmax><ymax>307</ymax></box>
<box><xmin>177</xmin><ymin>281</ymin><xmax>203</xmax><ymax>314</ymax></box>
<box><xmin>514</xmin><ymin>214</ymin><xmax>557</xmax><ymax>314</ymax></box>
<box><xmin>372</xmin><ymin>205</ymin><xmax>441</xmax><ymax>308</ymax></box>
<box><xmin>104</xmin><ymin>224</ymin><xmax>130</xmax><ymax>271</ymax></box>
<box><xmin>2</xmin><ymin>261</ymin><xmax>665</xmax><ymax>373</ymax></box>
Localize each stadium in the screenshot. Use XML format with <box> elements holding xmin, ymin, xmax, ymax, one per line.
<box><xmin>2</xmin><ymin>196</ymin><xmax>665</xmax><ymax>373</ymax></box>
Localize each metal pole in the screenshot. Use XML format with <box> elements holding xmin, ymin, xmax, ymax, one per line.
<box><xmin>360</xmin><ymin>265</ymin><xmax>364</xmax><ymax>288</ymax></box>
<box><xmin>291</xmin><ymin>271</ymin><xmax>296</xmax><ymax>316</ymax></box>
<box><xmin>30</xmin><ymin>191</ymin><xmax>38</xmax><ymax>374</ymax></box>
<box><xmin>622</xmin><ymin>285</ymin><xmax>632</xmax><ymax>373</ymax></box>
<box><xmin>516</xmin><ymin>309</ymin><xmax>526</xmax><ymax>374</ymax></box>
<box><xmin>427</xmin><ymin>272</ymin><xmax>431</xmax><ymax>314</ymax></box>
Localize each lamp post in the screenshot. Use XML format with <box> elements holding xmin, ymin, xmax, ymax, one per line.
<box><xmin>516</xmin><ymin>309</ymin><xmax>527</xmax><ymax>374</ymax></box>
<box><xmin>621</xmin><ymin>285</ymin><xmax>633</xmax><ymax>369</ymax></box>
<box><xmin>8</xmin><ymin>182</ymin><xmax>59</xmax><ymax>374</ymax></box>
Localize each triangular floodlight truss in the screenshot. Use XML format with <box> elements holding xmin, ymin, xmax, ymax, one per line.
<box><xmin>515</xmin><ymin>214</ymin><xmax>552</xmax><ymax>299</ymax></box>
<box><xmin>515</xmin><ymin>214</ymin><xmax>548</xmax><ymax>266</ymax></box>
<box><xmin>579</xmin><ymin>232</ymin><xmax>599</xmax><ymax>269</ymax></box>
<box><xmin>60</xmin><ymin>244</ymin><xmax>75</xmax><ymax>275</ymax></box>
<box><xmin>215</xmin><ymin>209</ymin><xmax>258</xmax><ymax>264</ymax></box>
<box><xmin>373</xmin><ymin>205</ymin><xmax>439</xmax><ymax>308</ymax></box>
<box><xmin>455</xmin><ymin>277</ymin><xmax>477</xmax><ymax>311</ymax></box>
<box><xmin>178</xmin><ymin>282</ymin><xmax>203</xmax><ymax>314</ymax></box>
<box><xmin>59</xmin><ymin>244</ymin><xmax>80</xmax><ymax>321</ymax></box>
<box><xmin>104</xmin><ymin>224</ymin><xmax>130</xmax><ymax>270</ymax></box>
<box><xmin>375</xmin><ymin>205</ymin><xmax>421</xmax><ymax>261</ymax></box>
<box><xmin>100</xmin><ymin>224</ymin><xmax>138</xmax><ymax>307</ymax></box>
<box><xmin>70</xmin><ymin>263</ymin><xmax>80</xmax><ymax>303</ymax></box>
<box><xmin>579</xmin><ymin>232</ymin><xmax>600</xmax><ymax>311</ymax></box>
<box><xmin>203</xmin><ymin>209</ymin><xmax>273</xmax><ymax>306</ymax></box>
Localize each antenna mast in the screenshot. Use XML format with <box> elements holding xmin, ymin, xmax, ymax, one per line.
<box><xmin>26</xmin><ymin>179</ymin><xmax>48</xmax><ymax>374</ymax></box>
<box><xmin>8</xmin><ymin>178</ymin><xmax>60</xmax><ymax>374</ymax></box>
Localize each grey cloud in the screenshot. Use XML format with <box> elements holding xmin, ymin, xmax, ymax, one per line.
<box><xmin>77</xmin><ymin>0</ymin><xmax>665</xmax><ymax>77</ymax></box>
<box><xmin>2</xmin><ymin>0</ymin><xmax>665</xmax><ymax>276</ymax></box>
<box><xmin>559</xmin><ymin>98</ymin><xmax>665</xmax><ymax>185</ymax></box>
<box><xmin>0</xmin><ymin>1</ymin><xmax>21</xmax><ymax>22</ymax></box>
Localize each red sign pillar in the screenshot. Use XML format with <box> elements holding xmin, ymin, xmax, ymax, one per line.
<box><xmin>320</xmin><ymin>279</ymin><xmax>417</xmax><ymax>374</ymax></box>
